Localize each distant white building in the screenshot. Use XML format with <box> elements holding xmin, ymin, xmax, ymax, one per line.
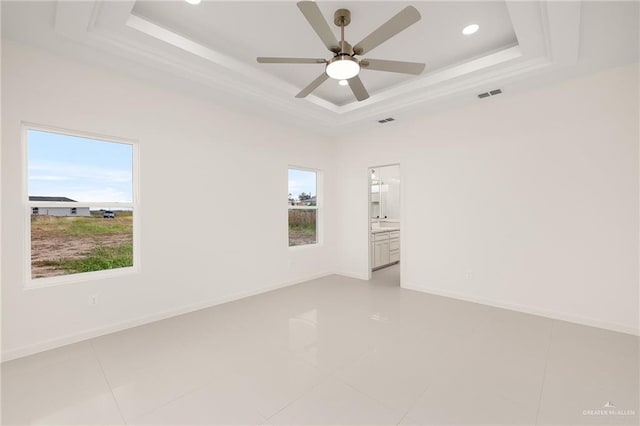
<box><xmin>29</xmin><ymin>196</ymin><xmax>91</xmax><ymax>217</ymax></box>
<box><xmin>291</xmin><ymin>196</ymin><xmax>317</xmax><ymax>206</ymax></box>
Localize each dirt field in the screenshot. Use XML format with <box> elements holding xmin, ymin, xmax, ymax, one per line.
<box><xmin>288</xmin><ymin>209</ymin><xmax>317</xmax><ymax>246</ymax></box>
<box><xmin>288</xmin><ymin>228</ymin><xmax>317</xmax><ymax>246</ymax></box>
<box><xmin>31</xmin><ymin>214</ymin><xmax>133</xmax><ymax>279</ymax></box>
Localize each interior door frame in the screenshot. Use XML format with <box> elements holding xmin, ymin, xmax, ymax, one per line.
<box><xmin>367</xmin><ymin>163</ymin><xmax>401</xmax><ymax>281</ymax></box>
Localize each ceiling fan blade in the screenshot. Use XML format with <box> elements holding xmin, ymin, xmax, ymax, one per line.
<box><xmin>257</xmin><ymin>57</ymin><xmax>326</xmax><ymax>64</ymax></box>
<box><xmin>348</xmin><ymin>76</ymin><xmax>370</xmax><ymax>101</ymax></box>
<box><xmin>297</xmin><ymin>1</ymin><xmax>340</xmax><ymax>52</ymax></box>
<box><xmin>361</xmin><ymin>59</ymin><xmax>425</xmax><ymax>75</ymax></box>
<box><xmin>296</xmin><ymin>73</ymin><xmax>329</xmax><ymax>98</ymax></box>
<box><xmin>353</xmin><ymin>6</ymin><xmax>421</xmax><ymax>55</ymax></box>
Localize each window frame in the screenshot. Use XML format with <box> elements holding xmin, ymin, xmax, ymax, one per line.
<box><xmin>287</xmin><ymin>166</ymin><xmax>322</xmax><ymax>249</ymax></box>
<box><xmin>23</xmin><ymin>123</ymin><xmax>141</xmax><ymax>289</ymax></box>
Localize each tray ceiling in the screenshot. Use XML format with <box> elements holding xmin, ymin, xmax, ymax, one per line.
<box><xmin>4</xmin><ymin>1</ymin><xmax>631</xmax><ymax>132</ymax></box>
<box><xmin>131</xmin><ymin>1</ymin><xmax>518</xmax><ymax>106</ymax></box>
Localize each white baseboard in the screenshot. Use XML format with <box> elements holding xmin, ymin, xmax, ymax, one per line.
<box><xmin>402</xmin><ymin>282</ymin><xmax>640</xmax><ymax>336</ymax></box>
<box><xmin>1</xmin><ymin>272</ymin><xmax>332</xmax><ymax>362</ymax></box>
<box><xmin>334</xmin><ymin>271</ymin><xmax>370</xmax><ymax>281</ymax></box>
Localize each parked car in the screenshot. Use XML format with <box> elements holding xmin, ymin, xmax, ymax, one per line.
<box><xmin>103</xmin><ymin>210</ymin><xmax>115</xmax><ymax>218</ymax></box>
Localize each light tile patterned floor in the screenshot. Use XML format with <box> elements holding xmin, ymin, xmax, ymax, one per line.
<box><xmin>2</xmin><ymin>265</ymin><xmax>638</xmax><ymax>425</ymax></box>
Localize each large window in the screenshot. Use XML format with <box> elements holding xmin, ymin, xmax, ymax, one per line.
<box><xmin>26</xmin><ymin>126</ymin><xmax>137</xmax><ymax>283</ymax></box>
<box><xmin>288</xmin><ymin>168</ymin><xmax>319</xmax><ymax>247</ymax></box>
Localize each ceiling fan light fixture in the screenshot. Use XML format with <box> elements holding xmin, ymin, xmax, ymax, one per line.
<box><xmin>326</xmin><ymin>55</ymin><xmax>360</xmax><ymax>80</ymax></box>
<box><xmin>338</xmin><ymin>79</ymin><xmax>349</xmax><ymax>86</ymax></box>
<box><xmin>184</xmin><ymin>0</ymin><xmax>201</xmax><ymax>4</ymax></box>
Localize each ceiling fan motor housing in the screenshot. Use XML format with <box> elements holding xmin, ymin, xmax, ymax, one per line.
<box><xmin>336</xmin><ymin>41</ymin><xmax>353</xmax><ymax>56</ymax></box>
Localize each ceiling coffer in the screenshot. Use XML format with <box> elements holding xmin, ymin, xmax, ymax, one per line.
<box><xmin>257</xmin><ymin>1</ymin><xmax>426</xmax><ymax>102</ymax></box>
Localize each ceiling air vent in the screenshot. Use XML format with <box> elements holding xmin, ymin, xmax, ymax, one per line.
<box><xmin>377</xmin><ymin>117</ymin><xmax>395</xmax><ymax>123</ymax></box>
<box><xmin>478</xmin><ymin>89</ymin><xmax>503</xmax><ymax>99</ymax></box>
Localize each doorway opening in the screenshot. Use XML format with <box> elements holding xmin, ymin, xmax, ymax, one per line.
<box><xmin>368</xmin><ymin>164</ymin><xmax>401</xmax><ymax>286</ymax></box>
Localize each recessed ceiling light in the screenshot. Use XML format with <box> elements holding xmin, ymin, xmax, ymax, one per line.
<box><xmin>338</xmin><ymin>79</ymin><xmax>349</xmax><ymax>86</ymax></box>
<box><xmin>462</xmin><ymin>24</ymin><xmax>479</xmax><ymax>35</ymax></box>
<box><xmin>185</xmin><ymin>0</ymin><xmax>201</xmax><ymax>5</ymax></box>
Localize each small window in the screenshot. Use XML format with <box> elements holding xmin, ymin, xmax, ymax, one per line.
<box><xmin>26</xmin><ymin>126</ymin><xmax>136</xmax><ymax>282</ymax></box>
<box><xmin>288</xmin><ymin>168</ymin><xmax>319</xmax><ymax>247</ymax></box>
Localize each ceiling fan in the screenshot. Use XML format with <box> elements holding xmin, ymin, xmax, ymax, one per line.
<box><xmin>257</xmin><ymin>1</ymin><xmax>425</xmax><ymax>102</ymax></box>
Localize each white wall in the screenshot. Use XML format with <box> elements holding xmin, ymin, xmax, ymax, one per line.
<box><xmin>2</xmin><ymin>40</ymin><xmax>638</xmax><ymax>362</ymax></box>
<box><xmin>1</xmin><ymin>40</ymin><xmax>336</xmax><ymax>360</ymax></box>
<box><xmin>332</xmin><ymin>64</ymin><xmax>639</xmax><ymax>335</ymax></box>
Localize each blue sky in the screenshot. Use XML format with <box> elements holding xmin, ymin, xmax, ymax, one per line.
<box><xmin>288</xmin><ymin>168</ymin><xmax>316</xmax><ymax>200</ymax></box>
<box><xmin>28</xmin><ymin>130</ymin><xmax>133</xmax><ymax>203</ymax></box>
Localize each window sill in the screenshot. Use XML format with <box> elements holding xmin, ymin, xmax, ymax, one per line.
<box><xmin>24</xmin><ymin>266</ymin><xmax>139</xmax><ymax>290</ymax></box>
<box><xmin>288</xmin><ymin>243</ymin><xmax>323</xmax><ymax>251</ymax></box>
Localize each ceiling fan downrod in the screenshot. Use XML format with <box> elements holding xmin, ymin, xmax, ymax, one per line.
<box><xmin>334</xmin><ymin>8</ymin><xmax>352</xmax><ymax>56</ymax></box>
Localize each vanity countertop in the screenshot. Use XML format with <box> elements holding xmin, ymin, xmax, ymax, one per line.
<box><xmin>371</xmin><ymin>227</ymin><xmax>400</xmax><ymax>234</ymax></box>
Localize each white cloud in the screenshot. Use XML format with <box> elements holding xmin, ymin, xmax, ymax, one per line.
<box><xmin>65</xmin><ymin>187</ymin><xmax>131</xmax><ymax>203</ymax></box>
<box><xmin>29</xmin><ymin>160</ymin><xmax>132</xmax><ymax>184</ymax></box>
<box><xmin>29</xmin><ymin>175</ymin><xmax>73</xmax><ymax>181</ymax></box>
<box><xmin>29</xmin><ymin>160</ymin><xmax>133</xmax><ymax>202</ymax></box>
<box><xmin>288</xmin><ymin>178</ymin><xmax>315</xmax><ymax>199</ymax></box>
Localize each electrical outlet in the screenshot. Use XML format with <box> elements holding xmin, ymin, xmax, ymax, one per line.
<box><xmin>89</xmin><ymin>295</ymin><xmax>99</xmax><ymax>306</ymax></box>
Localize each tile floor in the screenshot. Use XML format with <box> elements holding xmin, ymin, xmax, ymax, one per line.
<box><xmin>2</xmin><ymin>265</ymin><xmax>638</xmax><ymax>425</ymax></box>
